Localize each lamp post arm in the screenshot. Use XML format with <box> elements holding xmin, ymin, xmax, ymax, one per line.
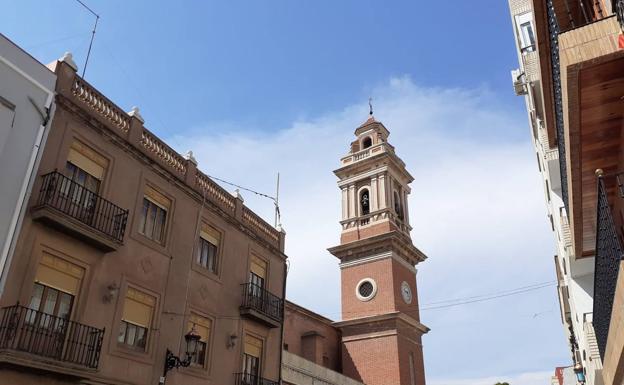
<box><xmin>164</xmin><ymin>349</ymin><xmax>192</xmax><ymax>377</ymax></box>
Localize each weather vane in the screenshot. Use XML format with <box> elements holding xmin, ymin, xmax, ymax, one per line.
<box><xmin>368</xmin><ymin>97</ymin><xmax>373</xmax><ymax>116</ymax></box>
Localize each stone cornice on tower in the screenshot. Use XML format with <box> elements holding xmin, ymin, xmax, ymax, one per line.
<box><xmin>328</xmin><ymin>230</ymin><xmax>427</xmax><ymax>266</ymax></box>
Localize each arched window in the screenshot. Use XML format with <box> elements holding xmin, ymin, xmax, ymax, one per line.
<box><xmin>393</xmin><ymin>191</ymin><xmax>403</xmax><ymax>219</ymax></box>
<box><xmin>362</xmin><ymin>137</ymin><xmax>372</xmax><ymax>149</ymax></box>
<box><xmin>360</xmin><ymin>189</ymin><xmax>370</xmax><ymax>215</ymax></box>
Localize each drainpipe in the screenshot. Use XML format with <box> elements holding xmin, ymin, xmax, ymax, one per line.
<box><xmin>278</xmin><ymin>256</ymin><xmax>289</xmax><ymax>385</ymax></box>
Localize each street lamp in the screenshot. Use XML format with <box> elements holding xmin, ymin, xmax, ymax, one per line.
<box><xmin>162</xmin><ymin>325</ymin><xmax>202</xmax><ymax>379</ymax></box>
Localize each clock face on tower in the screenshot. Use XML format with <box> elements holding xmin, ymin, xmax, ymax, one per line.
<box><xmin>401</xmin><ymin>281</ymin><xmax>412</xmax><ymax>304</ymax></box>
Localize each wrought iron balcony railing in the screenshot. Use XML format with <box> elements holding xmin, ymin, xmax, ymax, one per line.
<box><xmin>593</xmin><ymin>175</ymin><xmax>624</xmax><ymax>360</ymax></box>
<box><xmin>36</xmin><ymin>171</ymin><xmax>128</xmax><ymax>243</ymax></box>
<box><xmin>240</xmin><ymin>283</ymin><xmax>284</xmax><ymax>323</ymax></box>
<box><xmin>0</xmin><ymin>304</ymin><xmax>105</xmax><ymax>369</ymax></box>
<box><xmin>546</xmin><ymin>0</ymin><xmax>569</xmax><ymax>212</ymax></box>
<box><xmin>234</xmin><ymin>372</ymin><xmax>279</xmax><ymax>385</ymax></box>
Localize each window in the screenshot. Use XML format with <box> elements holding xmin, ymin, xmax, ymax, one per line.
<box><xmin>515</xmin><ymin>13</ymin><xmax>535</xmax><ymax>53</ymax></box>
<box><xmin>197</xmin><ymin>223</ymin><xmax>220</xmax><ymax>273</ymax></box>
<box><xmin>545</xmin><ymin>180</ymin><xmax>551</xmax><ymax>202</ymax></box>
<box><xmin>118</xmin><ymin>287</ymin><xmax>155</xmax><ymax>351</ymax></box>
<box><xmin>362</xmin><ymin>136</ymin><xmax>372</xmax><ymax>149</ymax></box>
<box><xmin>243</xmin><ymin>334</ymin><xmax>263</xmax><ymax>380</ymax></box>
<box><xmin>360</xmin><ymin>189</ymin><xmax>370</xmax><ymax>215</ymax></box>
<box><xmin>139</xmin><ymin>186</ymin><xmax>170</xmax><ymax>244</ymax></box>
<box><xmin>66</xmin><ymin>141</ymin><xmax>107</xmax><ymax>192</ymax></box>
<box><xmin>27</xmin><ymin>283</ymin><xmax>74</xmax><ymax>326</ymax></box>
<box><xmin>61</xmin><ymin>141</ymin><xmax>108</xmax><ymax>222</ymax></box>
<box><xmin>118</xmin><ymin>320</ymin><xmax>148</xmax><ymax>350</ymax></box>
<box><xmin>188</xmin><ymin>313</ymin><xmax>212</xmax><ymax>367</ymax></box>
<box><xmin>394</xmin><ymin>190</ymin><xmax>403</xmax><ymax>219</ymax></box>
<box><xmin>249</xmin><ymin>255</ymin><xmax>267</xmax><ymax>290</ymax></box>
<box><xmin>31</xmin><ymin>253</ymin><xmax>84</xmax><ymax>318</ymax></box>
<box><xmin>355</xmin><ymin>278</ymin><xmax>377</xmax><ymax>302</ymax></box>
<box><xmin>27</xmin><ymin>252</ymin><xmax>84</xmax><ymax>338</ymax></box>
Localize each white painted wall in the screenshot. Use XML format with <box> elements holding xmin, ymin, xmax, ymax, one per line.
<box><xmin>0</xmin><ymin>33</ymin><xmax>56</xmax><ymax>294</ymax></box>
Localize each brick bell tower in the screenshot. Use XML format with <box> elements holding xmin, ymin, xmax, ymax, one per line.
<box><xmin>328</xmin><ymin>114</ymin><xmax>429</xmax><ymax>385</ymax></box>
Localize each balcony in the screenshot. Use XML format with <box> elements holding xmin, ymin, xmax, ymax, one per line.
<box><xmin>593</xmin><ymin>175</ymin><xmax>624</xmax><ymax>359</ymax></box>
<box><xmin>240</xmin><ymin>283</ymin><xmax>283</xmax><ymax>328</ymax></box>
<box><xmin>234</xmin><ymin>372</ymin><xmax>279</xmax><ymax>385</ymax></box>
<box><xmin>32</xmin><ymin>171</ymin><xmax>128</xmax><ymax>252</ymax></box>
<box><xmin>551</xmin><ymin>0</ymin><xmax>612</xmax><ymax>33</ymax></box>
<box><xmin>0</xmin><ymin>304</ymin><xmax>105</xmax><ymax>370</ymax></box>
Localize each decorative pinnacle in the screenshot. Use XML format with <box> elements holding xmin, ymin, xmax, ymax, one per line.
<box><xmin>596</xmin><ymin>168</ymin><xmax>604</xmax><ymax>177</ymax></box>
<box><xmin>128</xmin><ymin>106</ymin><xmax>144</xmax><ymax>123</ymax></box>
<box><xmin>60</xmin><ymin>52</ymin><xmax>78</xmax><ymax>71</ymax></box>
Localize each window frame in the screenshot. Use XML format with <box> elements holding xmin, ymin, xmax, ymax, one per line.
<box><xmin>515</xmin><ymin>12</ymin><xmax>536</xmax><ymax>53</ymax></box>
<box><xmin>196</xmin><ymin>222</ymin><xmax>222</xmax><ymax>275</ymax></box>
<box><xmin>138</xmin><ymin>196</ymin><xmax>169</xmax><ymax>245</ymax></box>
<box><xmin>116</xmin><ymin>284</ymin><xmax>156</xmax><ymax>355</ymax></box>
<box><xmin>117</xmin><ymin>319</ymin><xmax>149</xmax><ymax>351</ymax></box>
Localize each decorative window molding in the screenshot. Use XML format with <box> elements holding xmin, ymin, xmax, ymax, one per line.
<box><xmin>355</xmin><ymin>278</ymin><xmax>377</xmax><ymax>302</ymax></box>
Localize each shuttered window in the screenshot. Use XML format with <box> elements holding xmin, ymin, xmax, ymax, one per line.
<box><xmin>188</xmin><ymin>313</ymin><xmax>212</xmax><ymax>366</ymax></box>
<box><xmin>34</xmin><ymin>252</ymin><xmax>84</xmax><ymax>296</ymax></box>
<box><xmin>118</xmin><ymin>287</ymin><xmax>155</xmax><ymax>351</ymax></box>
<box><xmin>197</xmin><ymin>223</ymin><xmax>220</xmax><ymax>273</ymax></box>
<box><xmin>139</xmin><ymin>186</ymin><xmax>170</xmax><ymax>244</ymax></box>
<box><xmin>67</xmin><ymin>141</ymin><xmax>108</xmax><ymax>181</ymax></box>
<box><xmin>249</xmin><ymin>255</ymin><xmax>267</xmax><ymax>292</ymax></box>
<box><xmin>243</xmin><ymin>334</ymin><xmax>263</xmax><ymax>378</ymax></box>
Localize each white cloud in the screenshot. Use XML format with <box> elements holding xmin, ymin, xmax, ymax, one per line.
<box><xmin>429</xmin><ymin>370</ymin><xmax>553</xmax><ymax>385</ymax></box>
<box><xmin>167</xmin><ymin>76</ymin><xmax>569</xmax><ymax>380</ymax></box>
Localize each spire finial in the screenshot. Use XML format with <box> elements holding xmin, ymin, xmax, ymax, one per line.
<box><xmin>368</xmin><ymin>97</ymin><xmax>373</xmax><ymax>116</ymax></box>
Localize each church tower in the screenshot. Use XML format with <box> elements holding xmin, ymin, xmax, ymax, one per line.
<box><xmin>328</xmin><ymin>115</ymin><xmax>429</xmax><ymax>385</ymax></box>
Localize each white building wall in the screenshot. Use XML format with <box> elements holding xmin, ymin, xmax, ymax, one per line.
<box><xmin>0</xmin><ymin>34</ymin><xmax>56</xmax><ymax>294</ymax></box>
<box><xmin>507</xmin><ymin>1</ymin><xmax>600</xmax><ymax>384</ymax></box>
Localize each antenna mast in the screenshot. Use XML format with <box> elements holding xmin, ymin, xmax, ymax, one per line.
<box><xmin>75</xmin><ymin>0</ymin><xmax>99</xmax><ymax>78</ymax></box>
<box><xmin>274</xmin><ymin>172</ymin><xmax>281</xmax><ymax>227</ymax></box>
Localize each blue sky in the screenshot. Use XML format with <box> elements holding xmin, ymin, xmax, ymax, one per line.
<box><xmin>3</xmin><ymin>1</ymin><xmax>569</xmax><ymax>384</ymax></box>
<box><xmin>4</xmin><ymin>0</ymin><xmax>522</xmax><ymax>137</ymax></box>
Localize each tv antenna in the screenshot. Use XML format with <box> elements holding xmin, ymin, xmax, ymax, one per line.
<box><xmin>74</xmin><ymin>0</ymin><xmax>99</xmax><ymax>78</ymax></box>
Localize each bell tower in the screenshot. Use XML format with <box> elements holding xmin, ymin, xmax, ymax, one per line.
<box><xmin>328</xmin><ymin>115</ymin><xmax>429</xmax><ymax>385</ymax></box>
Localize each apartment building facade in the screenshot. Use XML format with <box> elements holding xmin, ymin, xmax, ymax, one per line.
<box><xmin>509</xmin><ymin>1</ymin><xmax>624</xmax><ymax>384</ymax></box>
<box><xmin>0</xmin><ymin>53</ymin><xmax>287</xmax><ymax>385</ymax></box>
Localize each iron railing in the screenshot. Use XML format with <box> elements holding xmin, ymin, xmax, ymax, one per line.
<box><xmin>37</xmin><ymin>171</ymin><xmax>128</xmax><ymax>242</ymax></box>
<box><xmin>234</xmin><ymin>372</ymin><xmax>279</xmax><ymax>385</ymax></box>
<box><xmin>0</xmin><ymin>304</ymin><xmax>105</xmax><ymax>368</ymax></box>
<box><xmin>593</xmin><ymin>176</ymin><xmax>624</xmax><ymax>360</ymax></box>
<box><xmin>546</xmin><ymin>0</ymin><xmax>569</xmax><ymax>213</ymax></box>
<box><xmin>241</xmin><ymin>283</ymin><xmax>284</xmax><ymax>323</ymax></box>
<box><xmin>554</xmin><ymin>0</ymin><xmax>609</xmax><ymax>32</ymax></box>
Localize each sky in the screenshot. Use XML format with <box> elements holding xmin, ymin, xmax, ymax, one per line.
<box><xmin>2</xmin><ymin>1</ymin><xmax>570</xmax><ymax>384</ymax></box>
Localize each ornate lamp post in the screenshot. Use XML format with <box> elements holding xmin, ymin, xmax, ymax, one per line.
<box><xmin>161</xmin><ymin>325</ymin><xmax>201</xmax><ymax>381</ymax></box>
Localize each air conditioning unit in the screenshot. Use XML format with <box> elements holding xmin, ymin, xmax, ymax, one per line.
<box><xmin>511</xmin><ymin>69</ymin><xmax>528</xmax><ymax>96</ymax></box>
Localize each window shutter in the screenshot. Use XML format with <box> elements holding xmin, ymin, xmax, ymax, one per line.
<box><xmin>200</xmin><ymin>223</ymin><xmax>220</xmax><ymax>246</ymax></box>
<box><xmin>35</xmin><ymin>252</ymin><xmax>84</xmax><ymax>295</ymax></box>
<box><xmin>250</xmin><ymin>255</ymin><xmax>267</xmax><ymax>279</ymax></box>
<box><xmin>144</xmin><ymin>186</ymin><xmax>170</xmax><ymax>210</ymax></box>
<box><xmin>244</xmin><ymin>334</ymin><xmax>263</xmax><ymax>358</ymax></box>
<box><xmin>188</xmin><ymin>313</ymin><xmax>211</xmax><ymax>342</ymax></box>
<box><xmin>122</xmin><ymin>288</ymin><xmax>155</xmax><ymax>328</ymax></box>
<box><xmin>67</xmin><ymin>141</ymin><xmax>107</xmax><ymax>180</ymax></box>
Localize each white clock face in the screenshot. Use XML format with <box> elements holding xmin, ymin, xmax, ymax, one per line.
<box><xmin>401</xmin><ymin>281</ymin><xmax>412</xmax><ymax>304</ymax></box>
